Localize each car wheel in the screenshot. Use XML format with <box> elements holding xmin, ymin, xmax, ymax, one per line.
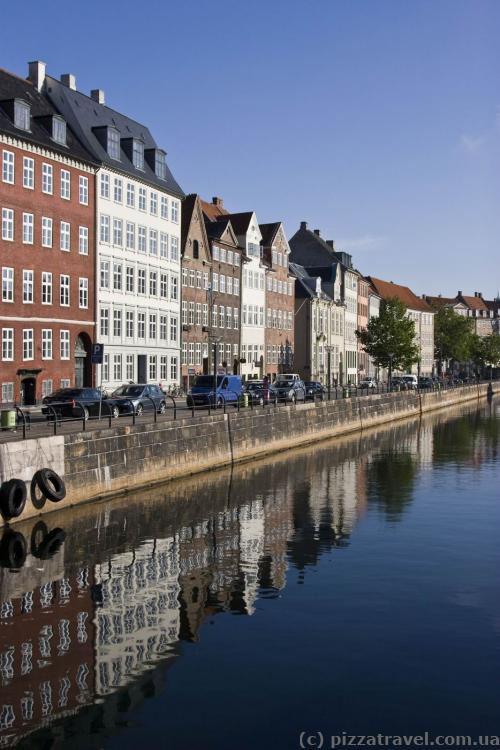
<box><xmin>136</xmin><ymin>403</ymin><xmax>144</xmax><ymax>417</ymax></box>
<box><xmin>291</xmin><ymin>394</ymin><xmax>296</xmax><ymax>404</ymax></box>
<box><xmin>259</xmin><ymin>397</ymin><xmax>264</xmax><ymax>406</ymax></box>
<box><xmin>159</xmin><ymin>401</ymin><xmax>166</xmax><ymax>414</ymax></box>
<box><xmin>111</xmin><ymin>405</ymin><xmax>120</xmax><ymax>419</ymax></box>
<box><xmin>82</xmin><ymin>406</ymin><xmax>90</xmax><ymax>421</ymax></box>
<box><xmin>217</xmin><ymin>397</ymin><xmax>223</xmax><ymax>408</ymax></box>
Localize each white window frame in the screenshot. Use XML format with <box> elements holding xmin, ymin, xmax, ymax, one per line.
<box><xmin>23</xmin><ymin>157</ymin><xmax>34</xmax><ymax>189</ymax></box>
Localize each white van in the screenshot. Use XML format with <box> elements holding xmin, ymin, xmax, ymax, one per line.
<box><xmin>401</xmin><ymin>374</ymin><xmax>418</xmax><ymax>389</ymax></box>
<box><xmin>274</xmin><ymin>373</ymin><xmax>300</xmax><ymax>384</ymax></box>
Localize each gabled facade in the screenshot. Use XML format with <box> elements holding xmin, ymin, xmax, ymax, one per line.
<box><xmin>201</xmin><ymin>199</ymin><xmax>242</xmax><ymax>374</ymax></box>
<box><xmin>368</xmin><ymin>276</ymin><xmax>435</xmax><ymax>375</ymax></box>
<box><xmin>180</xmin><ymin>194</ymin><xmax>212</xmax><ymax>386</ymax></box>
<box><xmin>260</xmin><ymin>222</ymin><xmax>294</xmax><ymax>378</ymax></box>
<box><xmin>456</xmin><ymin>291</ymin><xmax>495</xmax><ymax>337</ymax></box>
<box><xmin>0</xmin><ymin>63</ymin><xmax>97</xmax><ymax>405</ymax></box>
<box><xmin>44</xmin><ymin>65</ymin><xmax>184</xmax><ymax>390</ymax></box>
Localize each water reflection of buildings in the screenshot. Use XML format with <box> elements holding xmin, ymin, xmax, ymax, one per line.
<box><xmin>1</xmin><ymin>406</ymin><xmax>472</xmax><ymax>747</ymax></box>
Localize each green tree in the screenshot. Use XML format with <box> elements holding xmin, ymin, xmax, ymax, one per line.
<box><xmin>356</xmin><ymin>298</ymin><xmax>419</xmax><ymax>381</ymax></box>
<box><xmin>434</xmin><ymin>307</ymin><xmax>474</xmax><ymax>374</ymax></box>
<box><xmin>470</xmin><ymin>334</ymin><xmax>500</xmax><ymax>377</ymax></box>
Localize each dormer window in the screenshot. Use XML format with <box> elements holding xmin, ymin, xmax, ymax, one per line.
<box><xmin>132</xmin><ymin>139</ymin><xmax>144</xmax><ymax>170</ymax></box>
<box><xmin>107</xmin><ymin>127</ymin><xmax>120</xmax><ymax>160</ymax></box>
<box><xmin>52</xmin><ymin>116</ymin><xmax>67</xmax><ymax>145</ymax></box>
<box><xmin>14</xmin><ymin>99</ymin><xmax>30</xmax><ymax>131</ymax></box>
<box><xmin>155</xmin><ymin>150</ymin><xmax>166</xmax><ymax>179</ymax></box>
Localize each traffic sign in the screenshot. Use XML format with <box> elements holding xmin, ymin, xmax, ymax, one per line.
<box><xmin>91</xmin><ymin>343</ymin><xmax>104</xmax><ymax>365</ymax></box>
<box><xmin>188</xmin><ymin>367</ymin><xmax>196</xmax><ymax>375</ymax></box>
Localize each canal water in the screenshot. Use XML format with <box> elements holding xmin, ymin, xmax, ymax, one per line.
<box><xmin>1</xmin><ymin>399</ymin><xmax>499</xmax><ymax>749</ymax></box>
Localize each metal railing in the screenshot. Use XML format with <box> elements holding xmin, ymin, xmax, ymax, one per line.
<box><xmin>0</xmin><ymin>379</ymin><xmax>494</xmax><ymax>442</ymax></box>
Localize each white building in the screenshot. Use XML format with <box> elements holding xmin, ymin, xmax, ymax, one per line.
<box><xmin>46</xmin><ymin>73</ymin><xmax>183</xmax><ymax>390</ymax></box>
<box><xmin>224</xmin><ymin>212</ymin><xmax>265</xmax><ymax>379</ymax></box>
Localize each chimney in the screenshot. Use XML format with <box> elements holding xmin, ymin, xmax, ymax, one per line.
<box><xmin>314</xmin><ymin>229</ymin><xmax>321</xmax><ymax>236</ymax></box>
<box><xmin>91</xmin><ymin>89</ymin><xmax>105</xmax><ymax>105</ymax></box>
<box><xmin>300</xmin><ymin>221</ymin><xmax>307</xmax><ymax>230</ymax></box>
<box><xmin>458</xmin><ymin>291</ymin><xmax>462</xmax><ymax>296</ymax></box>
<box><xmin>28</xmin><ymin>60</ymin><xmax>46</xmax><ymax>92</ymax></box>
<box><xmin>326</xmin><ymin>240</ymin><xmax>335</xmax><ymax>250</ymax></box>
<box><xmin>61</xmin><ymin>73</ymin><xmax>76</xmax><ymax>90</ymax></box>
<box><xmin>212</xmin><ymin>196</ymin><xmax>224</xmax><ymax>208</ymax></box>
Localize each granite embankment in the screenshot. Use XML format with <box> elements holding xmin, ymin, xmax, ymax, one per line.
<box><xmin>0</xmin><ymin>381</ymin><xmax>497</xmax><ymax>525</ymax></box>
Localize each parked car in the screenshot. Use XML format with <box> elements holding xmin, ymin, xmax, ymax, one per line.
<box><xmin>304</xmin><ymin>381</ymin><xmax>327</xmax><ymax>400</ymax></box>
<box><xmin>187</xmin><ymin>375</ymin><xmax>243</xmax><ymax>408</ymax></box>
<box><xmin>245</xmin><ymin>380</ymin><xmax>266</xmax><ymax>406</ymax></box>
<box><xmin>108</xmin><ymin>384</ymin><xmax>167</xmax><ymax>416</ymax></box>
<box><xmin>42</xmin><ymin>387</ymin><xmax>104</xmax><ymax>420</ymax></box>
<box><xmin>359</xmin><ymin>377</ymin><xmax>378</xmax><ymax>389</ymax></box>
<box><xmin>401</xmin><ymin>374</ymin><xmax>418</xmax><ymax>390</ymax></box>
<box><xmin>418</xmin><ymin>376</ymin><xmax>434</xmax><ymax>389</ymax></box>
<box><xmin>270</xmin><ymin>377</ymin><xmax>306</xmax><ymax>403</ymax></box>
<box><xmin>275</xmin><ymin>373</ymin><xmax>301</xmax><ymax>385</ymax></box>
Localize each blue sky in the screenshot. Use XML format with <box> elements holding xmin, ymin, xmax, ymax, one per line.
<box><xmin>3</xmin><ymin>0</ymin><xmax>499</xmax><ymax>297</ymax></box>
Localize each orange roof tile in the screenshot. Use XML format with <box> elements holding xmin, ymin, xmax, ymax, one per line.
<box><xmin>367</xmin><ymin>276</ymin><xmax>432</xmax><ymax>312</ymax></box>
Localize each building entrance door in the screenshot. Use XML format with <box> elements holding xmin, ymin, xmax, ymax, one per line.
<box><xmin>74</xmin><ymin>335</ymin><xmax>89</xmax><ymax>388</ymax></box>
<box><xmin>137</xmin><ymin>354</ymin><xmax>147</xmax><ymax>383</ymax></box>
<box><xmin>22</xmin><ymin>377</ymin><xmax>36</xmax><ymax>405</ymax></box>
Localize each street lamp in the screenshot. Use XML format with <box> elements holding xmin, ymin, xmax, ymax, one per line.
<box><xmin>325</xmin><ymin>345</ymin><xmax>334</xmax><ymax>399</ymax></box>
<box><xmin>388</xmin><ymin>352</ymin><xmax>394</xmax><ymax>392</ymax></box>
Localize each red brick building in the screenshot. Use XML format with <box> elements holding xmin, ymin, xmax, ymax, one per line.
<box><xmin>0</xmin><ymin>64</ymin><xmax>96</xmax><ymax>405</ymax></box>
<box><xmin>260</xmin><ymin>222</ymin><xmax>294</xmax><ymax>378</ymax></box>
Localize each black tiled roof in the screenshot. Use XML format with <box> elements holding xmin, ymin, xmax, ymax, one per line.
<box><xmin>0</xmin><ymin>69</ymin><xmax>95</xmax><ymax>165</ymax></box>
<box><xmin>221</xmin><ymin>212</ymin><xmax>254</xmax><ymax>236</ymax></box>
<box><xmin>289</xmin><ymin>262</ymin><xmax>334</xmax><ymax>301</ymax></box>
<box><xmin>44</xmin><ymin>75</ymin><xmax>183</xmax><ymax>197</ymax></box>
<box><xmin>289</xmin><ymin>225</ymin><xmax>338</xmax><ymax>268</ymax></box>
<box><xmin>259</xmin><ymin>222</ymin><xmax>280</xmax><ymax>246</ymax></box>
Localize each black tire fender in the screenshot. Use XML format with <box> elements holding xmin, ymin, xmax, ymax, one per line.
<box><xmin>32</xmin><ymin>468</ymin><xmax>66</xmax><ymax>503</ymax></box>
<box><xmin>0</xmin><ymin>530</ymin><xmax>27</xmax><ymax>569</ymax></box>
<box><xmin>30</xmin><ymin>519</ymin><xmax>49</xmax><ymax>556</ymax></box>
<box><xmin>0</xmin><ymin>478</ymin><xmax>27</xmax><ymax>519</ymax></box>
<box><xmin>36</xmin><ymin>528</ymin><xmax>66</xmax><ymax>560</ymax></box>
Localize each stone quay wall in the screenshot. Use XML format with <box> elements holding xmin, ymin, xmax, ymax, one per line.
<box><xmin>1</xmin><ymin>381</ymin><xmax>497</xmax><ymax>526</ymax></box>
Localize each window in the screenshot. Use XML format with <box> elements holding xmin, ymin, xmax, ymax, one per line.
<box><xmin>2</xmin><ymin>328</ymin><xmax>13</xmax><ymax>360</ymax></box>
<box><xmin>60</xmin><ymin>169</ymin><xmax>70</xmax><ymax>199</ymax></box>
<box><xmin>113</xmin><ymin>354</ymin><xmax>122</xmax><ymax>381</ymax></box>
<box><xmin>160</xmin><ymin>195</ymin><xmax>168</xmax><ymax>219</ymax></box>
<box><xmin>203</xmin><ymin>304</ymin><xmax>208</xmax><ymax>326</ymax></box>
<box><xmin>220</xmin><ymin>247</ymin><xmax>226</xmax><ymax>263</ymax></box>
<box><xmin>113</xmin><ymin>177</ymin><xmax>123</xmax><ymax>203</ymax></box>
<box><xmin>23</xmin><ymin>157</ymin><xmax>34</xmax><ymax>189</ymax></box>
<box><xmin>234</xmin><ymin>278</ymin><xmax>240</xmax><ymax>297</ymax></box>
<box><xmin>195</xmin><ymin>271</ymin><xmax>202</xmax><ymax>289</ymax></box>
<box><xmin>160</xmin><ymin>315</ymin><xmax>167</xmax><ymax>340</ymax></box>
<box><xmin>108</xmin><ymin>128</ymin><xmax>121</xmax><ymax>160</ymax></box>
<box><xmin>126</xmin><ymin>222</ymin><xmax>135</xmax><ymax>250</ymax></box>
<box><xmin>126</xmin><ymin>311</ymin><xmax>134</xmax><ymax>338</ymax></box>
<box><xmin>60</xmin><ymin>330</ymin><xmax>70</xmax><ymax>360</ymax></box>
<box><xmin>52</xmin><ymin>117</ymin><xmax>66</xmax><ymax>145</ymax></box>
<box><xmin>126</xmin><ymin>183</ymin><xmax>135</xmax><ymax>207</ymax></box>
<box><xmin>160</xmin><ymin>355</ymin><xmax>167</xmax><ymax>379</ymax></box>
<box><xmin>42</xmin><ymin>163</ymin><xmax>53</xmax><ymax>194</ymax></box>
<box><xmin>160</xmin><ymin>232</ymin><xmax>168</xmax><ymax>258</ymax></box>
<box><xmin>42</xmin><ymin>272</ymin><xmax>52</xmax><ymax>304</ymax></box>
<box><xmin>212</xmin><ymin>304</ymin><xmax>217</xmax><ymax>327</ymax></box>
<box><xmin>79</xmin><ymin>175</ymin><xmax>88</xmax><ymax>205</ymax></box>
<box><xmin>113</xmin><ymin>218</ymin><xmax>123</xmax><ymax>246</ymax></box>
<box><xmin>188</xmin><ymin>302</ymin><xmax>194</xmax><ymax>325</ymax></box>
<box><xmin>1</xmin><ymin>383</ymin><xmax>14</xmax><ymax>403</ymax></box>
<box><xmin>23</xmin><ymin>329</ymin><xmax>33</xmax><ymax>360</ymax></box>
<box><xmin>100</xmin><ymin>173</ymin><xmax>110</xmax><ymax>199</ymax></box>
<box><xmin>234</xmin><ymin>252</ymin><xmax>240</xmax><ymax>267</ymax></box>
<box><xmin>60</xmin><ymin>379</ymin><xmax>70</xmax><ymax>389</ymax></box>
<box><xmin>234</xmin><ymin>307</ymin><xmax>239</xmax><ymax>329</ymax></box>
<box><xmin>2</xmin><ymin>151</ymin><xmax>14</xmax><ymax>184</ymax></box>
<box><xmin>149</xmin><ymin>314</ymin><xmax>157</xmax><ymax>340</ymax></box>
<box><xmin>149</xmin><ymin>355</ymin><xmax>157</xmax><ymax>380</ymax></box>
<box><xmin>113</xmin><ymin>310</ymin><xmax>122</xmax><ymax>337</ymax></box>
<box><xmin>170</xmin><ymin>275</ymin><xmax>178</xmax><ymax>301</ymax></box>
<box><xmin>132</xmin><ymin>140</ymin><xmax>144</xmax><ymax>170</ymax></box>
<box><xmin>212</xmin><ymin>273</ymin><xmax>219</xmax><ymax>292</ymax></box>
<box><xmin>126</xmin><ymin>266</ymin><xmax>134</xmax><ymax>292</ymax></box>
<box><xmin>102</xmin><ymin>354</ymin><xmax>109</xmax><ymax>381</ymax></box>
<box><xmin>2</xmin><ymin>208</ymin><xmax>14</xmax><ymax>241</ymax></box>
<box><xmin>79</xmin><ymin>226</ymin><xmax>88</xmax><ymax>255</ymax></box>
<box><xmin>60</xmin><ymin>221</ymin><xmax>71</xmax><ymax>251</ymax></box>
<box><xmin>2</xmin><ymin>267</ymin><xmax>14</xmax><ymax>302</ymax></box>
<box><xmin>138</xmin><ymin>225</ymin><xmax>146</xmax><ymax>252</ymax></box>
<box><xmin>149</xmin><ymin>228</ymin><xmax>158</xmax><ymax>255</ymax></box>
<box><xmin>42</xmin><ymin>329</ymin><xmax>52</xmax><ymax>359</ymax></box>
<box><xmin>22</xmin><ymin>213</ymin><xmax>33</xmax><ymax>244</ymax></box>
<box><xmin>126</xmin><ymin>354</ymin><xmax>134</xmax><ymax>381</ymax></box>
<box><xmin>203</xmin><ymin>272</ymin><xmax>209</xmax><ymax>290</ymax></box>
<box><xmin>189</xmin><ymin>270</ymin><xmax>195</xmax><ymax>288</ymax></box>
<box><xmin>227</xmin><ymin>276</ymin><xmax>233</xmax><ymax>295</ymax></box>
<box><xmin>150</xmin><ymin>191</ymin><xmax>157</xmax><ymax>215</ymax></box>
<box><xmin>170</xmin><ymin>316</ymin><xmax>178</xmax><ymax>342</ymax></box>
<box><xmin>42</xmin><ymin>217</ymin><xmax>53</xmax><ymax>248</ymax></box>
<box><xmin>170</xmin><ymin>235</ymin><xmax>179</xmax><ymax>261</ymax></box>
<box><xmin>219</xmin><ymin>305</ymin><xmax>224</xmax><ymax>328</ymax></box>
<box><xmin>100</xmin><ymin>308</ymin><xmax>109</xmax><ymax>336</ymax></box>
<box><xmin>23</xmin><ymin>270</ymin><xmax>33</xmax><ymax>303</ymax></box>
<box><xmin>138</xmin><ymin>187</ymin><xmax>147</xmax><ymax>211</ymax></box>
<box><xmin>137</xmin><ymin>268</ymin><xmax>146</xmax><ymax>294</ymax></box>
<box><xmin>137</xmin><ymin>312</ymin><xmax>145</xmax><ymax>338</ymax></box>
<box><xmin>182</xmin><ymin>301</ymin><xmax>188</xmax><ymax>324</ymax></box>
<box><xmin>160</xmin><ymin>273</ymin><xmax>168</xmax><ymax>299</ymax></box>
<box><xmin>170</xmin><ymin>356</ymin><xmax>178</xmax><ymax>381</ymax></box>
<box><xmin>171</xmin><ymin>200</ymin><xmax>179</xmax><ymax>223</ymax></box>
<box><xmin>149</xmin><ymin>270</ymin><xmax>157</xmax><ymax>297</ymax></box>
<box><xmin>220</xmin><ymin>275</ymin><xmax>226</xmax><ymax>294</ymax></box>
<box><xmin>79</xmin><ymin>278</ymin><xmax>88</xmax><ymax>308</ymax></box>
<box><xmin>14</xmin><ymin>99</ymin><xmax>30</xmax><ymax>130</ymax></box>
<box><xmin>113</xmin><ymin>263</ymin><xmax>122</xmax><ymax>291</ymax></box>
<box><xmin>100</xmin><ymin>260</ymin><xmax>110</xmax><ymax>289</ymax></box>
<box><xmin>60</xmin><ymin>275</ymin><xmax>70</xmax><ymax>306</ymax></box>
<box><xmin>100</xmin><ymin>214</ymin><xmax>110</xmax><ymax>243</ymax></box>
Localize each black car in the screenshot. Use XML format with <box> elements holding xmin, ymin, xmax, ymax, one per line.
<box><xmin>304</xmin><ymin>381</ymin><xmax>327</xmax><ymax>400</ymax></box>
<box><xmin>42</xmin><ymin>387</ymin><xmax>104</xmax><ymax>420</ymax></box>
<box><xmin>418</xmin><ymin>377</ymin><xmax>434</xmax><ymax>389</ymax></box>
<box><xmin>270</xmin><ymin>378</ymin><xmax>306</xmax><ymax>403</ymax></box>
<box><xmin>108</xmin><ymin>384</ymin><xmax>167</xmax><ymax>416</ymax></box>
<box><xmin>245</xmin><ymin>381</ymin><xmax>266</xmax><ymax>406</ymax></box>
